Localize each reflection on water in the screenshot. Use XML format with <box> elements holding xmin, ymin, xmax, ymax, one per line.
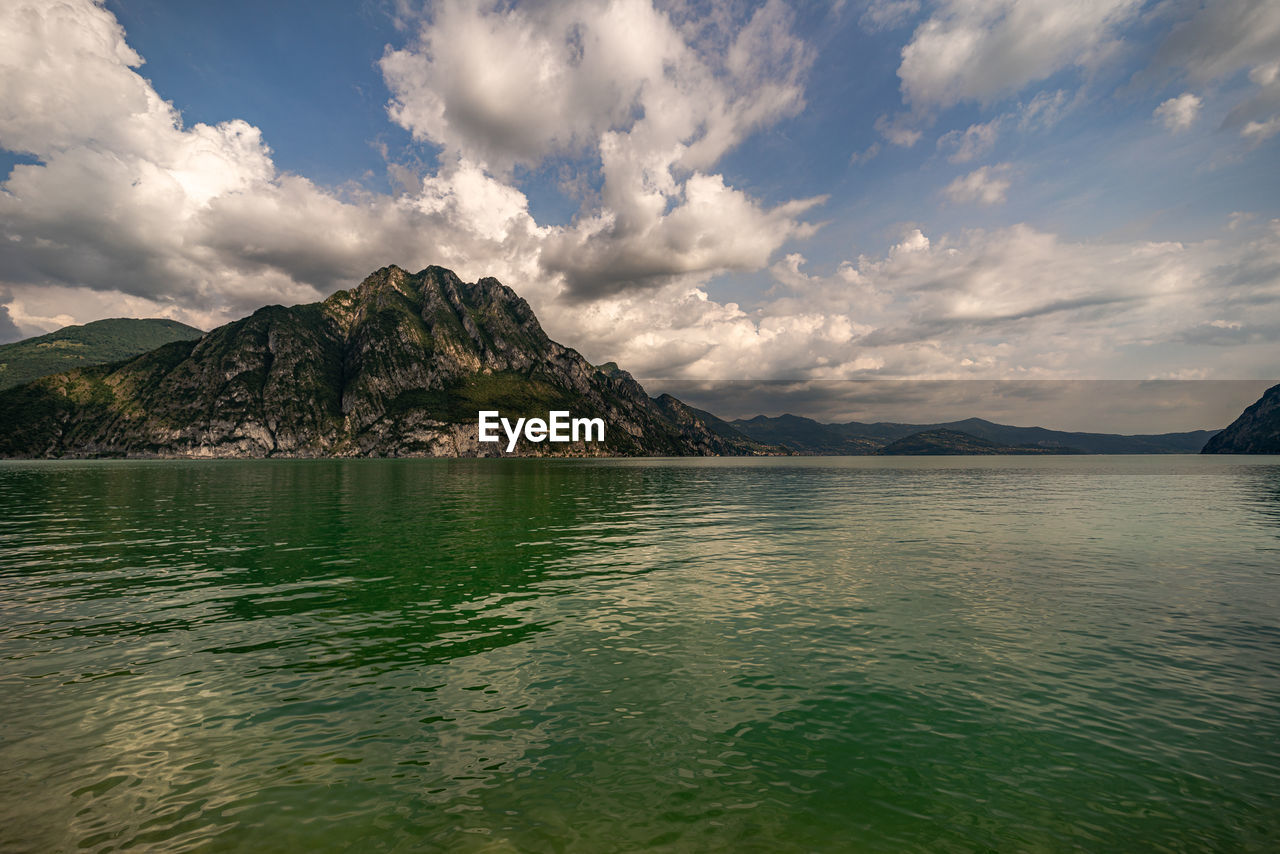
<box><xmin>2</xmin><ymin>456</ymin><xmax>1280</xmax><ymax>852</ymax></box>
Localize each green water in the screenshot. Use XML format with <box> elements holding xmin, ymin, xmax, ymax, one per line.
<box><xmin>2</xmin><ymin>457</ymin><xmax>1279</xmax><ymax>852</ymax></box>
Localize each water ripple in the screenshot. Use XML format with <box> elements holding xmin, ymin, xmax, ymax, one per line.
<box><xmin>2</xmin><ymin>457</ymin><xmax>1280</xmax><ymax>852</ymax></box>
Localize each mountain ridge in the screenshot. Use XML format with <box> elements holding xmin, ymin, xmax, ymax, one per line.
<box><xmin>730</xmin><ymin>413</ymin><xmax>1219</xmax><ymax>455</ymax></box>
<box><xmin>0</xmin><ymin>318</ymin><xmax>204</xmax><ymax>390</ymax></box>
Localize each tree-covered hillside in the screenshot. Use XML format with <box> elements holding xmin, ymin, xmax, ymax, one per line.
<box><xmin>0</xmin><ymin>318</ymin><xmax>204</xmax><ymax>390</ymax></box>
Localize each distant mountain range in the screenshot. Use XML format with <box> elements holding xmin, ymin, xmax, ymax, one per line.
<box><xmin>874</xmin><ymin>428</ymin><xmax>1086</xmax><ymax>455</ymax></box>
<box><xmin>0</xmin><ymin>318</ymin><xmax>203</xmax><ymax>390</ymax></box>
<box><xmin>729</xmin><ymin>413</ymin><xmax>1218</xmax><ymax>455</ymax></box>
<box><xmin>0</xmin><ymin>265</ymin><xmax>1270</xmax><ymax>457</ymax></box>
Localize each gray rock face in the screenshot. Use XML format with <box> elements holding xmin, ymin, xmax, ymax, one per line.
<box><xmin>1202</xmin><ymin>383</ymin><xmax>1280</xmax><ymax>454</ymax></box>
<box><xmin>0</xmin><ymin>265</ymin><xmax>767</xmax><ymax>458</ymax></box>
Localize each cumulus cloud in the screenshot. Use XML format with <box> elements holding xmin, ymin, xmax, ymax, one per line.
<box><xmin>728</xmin><ymin>220</ymin><xmax>1280</xmax><ymax>385</ymax></box>
<box><xmin>898</xmin><ymin>0</ymin><xmax>1135</xmax><ymax>110</ymax></box>
<box><xmin>541</xmin><ymin>173</ymin><xmax>823</xmax><ymax>297</ymax></box>
<box><xmin>378</xmin><ymin>0</ymin><xmax>808</xmax><ymax>174</ymax></box>
<box><xmin>943</xmin><ymin>165</ymin><xmax>1012</xmax><ymax>205</ymax></box>
<box><xmin>380</xmin><ymin>0</ymin><xmax>822</xmax><ymax>298</ymax></box>
<box><xmin>545</xmin><ymin>218</ymin><xmax>1277</xmax><ymax>390</ymax></box>
<box><xmin>897</xmin><ymin>0</ymin><xmax>1141</xmax><ymax>108</ymax></box>
<box><xmin>380</xmin><ymin>0</ymin><xmax>656</xmax><ymax>172</ymax></box>
<box><xmin>0</xmin><ymin>1</ymin><xmax>286</xmax><ymax>322</ymax></box>
<box><xmin>1154</xmin><ymin>93</ymin><xmax>1202</xmax><ymax>131</ymax></box>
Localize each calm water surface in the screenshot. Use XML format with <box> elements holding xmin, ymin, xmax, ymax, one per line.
<box><xmin>2</xmin><ymin>456</ymin><xmax>1279</xmax><ymax>852</ymax></box>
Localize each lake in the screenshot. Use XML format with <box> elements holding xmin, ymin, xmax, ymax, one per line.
<box><xmin>2</xmin><ymin>456</ymin><xmax>1279</xmax><ymax>852</ymax></box>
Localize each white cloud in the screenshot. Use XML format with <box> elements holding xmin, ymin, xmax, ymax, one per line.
<box><xmin>892</xmin><ymin>228</ymin><xmax>931</xmax><ymax>254</ymax></box>
<box><xmin>0</xmin><ymin>0</ymin><xmax>303</xmax><ymax>320</ymax></box>
<box><xmin>541</xmin><ymin>172</ymin><xmax>823</xmax><ymax>297</ymax></box>
<box><xmin>850</xmin><ymin>141</ymin><xmax>881</xmax><ymax>164</ymax></box>
<box><xmin>1241</xmin><ymin>116</ymin><xmax>1280</xmax><ymax>143</ymax></box>
<box><xmin>932</xmin><ymin>89</ymin><xmax>1070</xmax><ymax>165</ymax></box>
<box><xmin>1251</xmin><ymin>62</ymin><xmax>1280</xmax><ymax>88</ymax></box>
<box><xmin>875</xmin><ymin>112</ymin><xmax>924</xmax><ymax>147</ymax></box>
<box><xmin>380</xmin><ymin>0</ymin><xmax>819</xmax><ymax>299</ymax></box>
<box><xmin>943</xmin><ymin>165</ymin><xmax>1013</xmax><ymax>205</ymax></box>
<box><xmin>546</xmin><ymin>218</ymin><xmax>1279</xmax><ymax>388</ymax></box>
<box><xmin>0</xmin><ymin>0</ymin><xmax>150</xmax><ymax>155</ymax></box>
<box><xmin>1227</xmin><ymin>211</ymin><xmax>1256</xmax><ymax>230</ymax></box>
<box><xmin>860</xmin><ymin>0</ymin><xmax>921</xmax><ymax>32</ymax></box>
<box><xmin>736</xmin><ymin>221</ymin><xmax>1280</xmax><ymax>383</ymax></box>
<box><xmin>380</xmin><ymin>0</ymin><xmax>667</xmax><ymax>173</ymax></box>
<box><xmin>1154</xmin><ymin>92</ymin><xmax>1202</xmax><ymax>131</ymax></box>
<box><xmin>1016</xmin><ymin>89</ymin><xmax>1070</xmax><ymax>130</ymax></box>
<box><xmin>898</xmin><ymin>0</ymin><xmax>1141</xmax><ymax>107</ymax></box>
<box><xmin>379</xmin><ymin>0</ymin><xmax>813</xmax><ymax>173</ymax></box>
<box><xmin>937</xmin><ymin>118</ymin><xmax>1001</xmax><ymax>162</ymax></box>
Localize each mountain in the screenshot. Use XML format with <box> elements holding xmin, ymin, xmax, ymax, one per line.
<box><xmin>0</xmin><ymin>266</ymin><xmax>768</xmax><ymax>459</ymax></box>
<box><xmin>1201</xmin><ymin>383</ymin><xmax>1280</xmax><ymax>453</ymax></box>
<box><xmin>0</xmin><ymin>318</ymin><xmax>204</xmax><ymax>390</ymax></box>
<box><xmin>876</xmin><ymin>428</ymin><xmax>1083</xmax><ymax>455</ymax></box>
<box><xmin>651</xmin><ymin>395</ymin><xmax>789</xmax><ymax>456</ymax></box>
<box><xmin>924</xmin><ymin>417</ymin><xmax>1215</xmax><ymax>454</ymax></box>
<box><xmin>731</xmin><ymin>414</ymin><xmax>1218</xmax><ymax>455</ymax></box>
<box><xmin>729</xmin><ymin>414</ymin><xmax>882</xmax><ymax>455</ymax></box>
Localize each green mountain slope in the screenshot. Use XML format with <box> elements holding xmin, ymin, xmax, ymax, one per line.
<box><xmin>0</xmin><ymin>266</ymin><xmax>767</xmax><ymax>459</ymax></box>
<box><xmin>0</xmin><ymin>318</ymin><xmax>204</xmax><ymax>390</ymax></box>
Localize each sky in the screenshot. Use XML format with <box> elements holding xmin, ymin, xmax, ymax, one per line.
<box><xmin>1</xmin><ymin>0</ymin><xmax>1278</xmax><ymax>430</ymax></box>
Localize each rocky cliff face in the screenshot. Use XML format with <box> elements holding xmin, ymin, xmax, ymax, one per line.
<box><xmin>1202</xmin><ymin>383</ymin><xmax>1280</xmax><ymax>454</ymax></box>
<box><xmin>0</xmin><ymin>266</ymin><xmax>768</xmax><ymax>458</ymax></box>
